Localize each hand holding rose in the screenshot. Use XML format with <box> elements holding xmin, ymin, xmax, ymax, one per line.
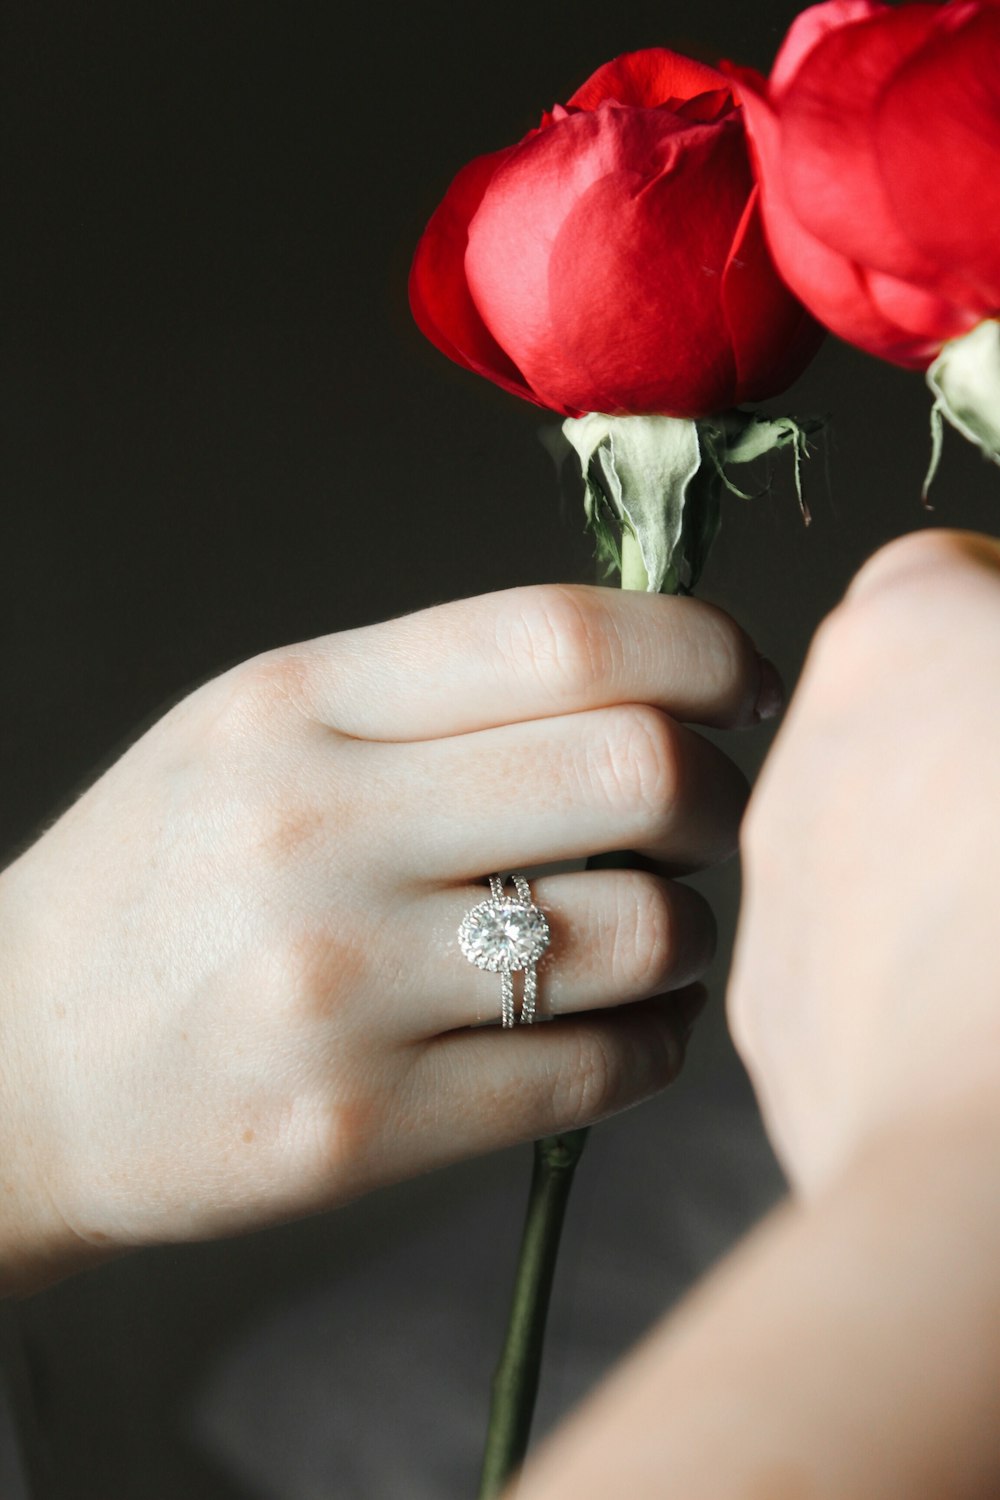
<box><xmin>0</xmin><ymin>585</ymin><xmax>773</xmax><ymax>1293</ymax></box>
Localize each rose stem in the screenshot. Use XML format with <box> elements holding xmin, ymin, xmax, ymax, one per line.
<box><xmin>476</xmin><ymin>1127</ymin><xmax>590</xmax><ymax>1498</ymax></box>
<box><xmin>620</xmin><ymin>526</ymin><xmax>650</xmax><ymax>591</ymax></box>
<box><xmin>476</xmin><ymin>527</ymin><xmax>647</xmax><ymax>1500</ymax></box>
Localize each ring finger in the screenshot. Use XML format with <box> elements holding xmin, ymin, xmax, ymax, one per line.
<box><xmin>399</xmin><ymin>869</ymin><xmax>716</xmax><ymax>1035</ymax></box>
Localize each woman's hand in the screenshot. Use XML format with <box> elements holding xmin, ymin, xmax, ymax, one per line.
<box><xmin>729</xmin><ymin>529</ymin><xmax>1000</xmax><ymax>1195</ymax></box>
<box><xmin>0</xmin><ymin>583</ymin><xmax>774</xmax><ymax>1288</ymax></box>
<box><xmin>515</xmin><ymin>536</ymin><xmax>1000</xmax><ymax>1500</ymax></box>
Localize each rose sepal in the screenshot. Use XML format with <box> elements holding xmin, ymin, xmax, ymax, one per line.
<box><xmin>926</xmin><ymin>320</ymin><xmax>1000</xmax><ymax>486</ymax></box>
<box><xmin>564</xmin><ymin>409</ymin><xmax>823</xmax><ymax>595</ymax></box>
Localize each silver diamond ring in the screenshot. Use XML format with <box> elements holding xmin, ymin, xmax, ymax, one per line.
<box><xmin>457</xmin><ymin>873</ymin><xmax>550</xmax><ymax>1027</ymax></box>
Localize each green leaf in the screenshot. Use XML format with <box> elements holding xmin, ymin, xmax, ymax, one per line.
<box><xmin>700</xmin><ymin>409</ymin><xmax>826</xmax><ymax>523</ymax></box>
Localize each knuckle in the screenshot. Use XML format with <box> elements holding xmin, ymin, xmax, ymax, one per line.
<box><xmin>809</xmin><ymin>531</ymin><xmax>1000</xmax><ymax>716</ymax></box>
<box><xmin>549</xmin><ymin>1011</ymin><xmax>686</xmax><ymax>1131</ymax></box>
<box><xmin>739</xmin><ymin>748</ymin><xmax>787</xmax><ymax>850</ymax></box>
<box><xmin>254</xmin><ymin>797</ymin><xmax>325</xmax><ymax>868</ymax></box>
<box><xmin>794</xmin><ymin>602</ymin><xmax>877</xmax><ymax>710</ymax></box>
<box><xmin>221</xmin><ymin>650</ymin><xmax>316</xmax><ymax>735</ymax></box>
<box><xmin>272</xmin><ymin>922</ymin><xmax>369</xmax><ymax>1027</ymax></box>
<box><xmin>612</xmin><ymin>874</ymin><xmax>676</xmax><ymax>995</ymax></box>
<box><xmin>846</xmin><ymin>530</ymin><xmax>986</xmax><ymax>609</ymax></box>
<box><xmin>738</xmin><ymin>789</ymin><xmax>769</xmax><ymax>867</ymax></box>
<box><xmin>499</xmin><ymin>585</ymin><xmax>615</xmax><ymax>705</ymax></box>
<box><xmin>739</xmin><ymin>752</ymin><xmax>805</xmax><ymax>882</ymax></box>
<box><xmin>552</xmin><ymin>1031</ymin><xmax>619</xmax><ymax>1126</ymax></box>
<box><xmin>725</xmin><ymin>982</ymin><xmax>756</xmax><ymax>1070</ymax></box>
<box><xmin>725</xmin><ymin>964</ymin><xmax>773</xmax><ymax>1089</ymax></box>
<box><xmin>808</xmin><ymin>602</ymin><xmax>853</xmax><ymax>659</ymax></box>
<box><xmin>229</xmin><ymin>768</ymin><xmax>343</xmax><ymax>879</ymax></box>
<box><xmin>591</xmin><ymin>704</ymin><xmax>679</xmax><ymax>829</ymax></box>
<box><xmin>290</xmin><ymin>1077</ymin><xmax>379</xmax><ymax>1192</ymax></box>
<box><xmin>272</xmin><ymin>929</ymin><xmax>334</xmax><ymax>1025</ymax></box>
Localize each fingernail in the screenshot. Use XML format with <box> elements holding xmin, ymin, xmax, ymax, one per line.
<box><xmin>753</xmin><ymin>655</ymin><xmax>785</xmax><ymax>724</ymax></box>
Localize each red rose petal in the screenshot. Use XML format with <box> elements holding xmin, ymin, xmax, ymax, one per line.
<box><xmin>770</xmin><ymin>0</ymin><xmax>887</xmax><ymax>95</ymax></box>
<box><xmin>862</xmin><ymin>266</ymin><xmax>979</xmax><ymax>357</ymax></box>
<box><xmin>543</xmin><ymin>154</ymin><xmax>743</xmax><ymax>415</ymax></box>
<box><xmin>408</xmin><ymin>148</ymin><xmax>553</xmax><ymax>410</ymax></box>
<box><xmin>412</xmin><ymin>45</ymin><xmax>822</xmax><ymax>416</ymax></box>
<box><xmin>674</xmin><ymin>89</ymin><xmax>738</xmax><ymax>125</ymax></box>
<box><xmin>721</xmin><ymin>185</ymin><xmax>825</xmax><ymax>404</ymax></box>
<box><xmin>465</xmin><ymin>105</ymin><xmax>750</xmax><ymax>416</ymax></box>
<box><xmin>877</xmin><ymin>3</ymin><xmax>1000</xmax><ymax>309</ymax></box>
<box><xmin>779</xmin><ymin>4</ymin><xmax>945</xmax><ymax>287</ymax></box>
<box><xmin>735</xmin><ymin>71</ymin><xmax>936</xmax><ymax>366</ymax></box>
<box><xmin>567</xmin><ymin>48</ymin><xmax>730</xmax><ymax>112</ymax></box>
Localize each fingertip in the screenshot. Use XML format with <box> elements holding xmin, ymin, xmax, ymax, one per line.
<box><xmin>681</xmin><ymin>603</ymin><xmax>784</xmax><ymax>731</ymax></box>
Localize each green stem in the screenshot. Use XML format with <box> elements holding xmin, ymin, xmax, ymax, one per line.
<box><xmin>620</xmin><ymin>528</ymin><xmax>649</xmax><ymax>591</ymax></box>
<box><xmin>477</xmin><ymin>524</ymin><xmax>650</xmax><ymax>1499</ymax></box>
<box><xmin>477</xmin><ymin>1128</ymin><xmax>590</xmax><ymax>1499</ymax></box>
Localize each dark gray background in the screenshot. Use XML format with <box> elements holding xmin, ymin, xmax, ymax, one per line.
<box><xmin>1</xmin><ymin>2</ymin><xmax>997</xmax><ymax>1496</ymax></box>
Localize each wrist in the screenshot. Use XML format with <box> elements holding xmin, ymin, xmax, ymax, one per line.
<box><xmin>0</xmin><ymin>863</ymin><xmax>111</xmax><ymax>1296</ymax></box>
<box><xmin>836</xmin><ymin>1062</ymin><xmax>1000</xmax><ymax>1203</ymax></box>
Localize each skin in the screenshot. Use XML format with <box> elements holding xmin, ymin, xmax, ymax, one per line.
<box><xmin>0</xmin><ymin>582</ymin><xmax>775</xmax><ymax>1295</ymax></box>
<box><xmin>730</xmin><ymin>527</ymin><xmax>1000</xmax><ymax>1194</ymax></box>
<box><xmin>5</xmin><ymin>528</ymin><xmax>999</xmax><ymax>1497</ymax></box>
<box><xmin>516</xmin><ymin>530</ymin><xmax>1000</xmax><ymax>1500</ymax></box>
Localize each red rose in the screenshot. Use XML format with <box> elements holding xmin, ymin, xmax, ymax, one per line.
<box><xmin>732</xmin><ymin>0</ymin><xmax>1000</xmax><ymax>369</ymax></box>
<box><xmin>409</xmin><ymin>49</ymin><xmax>820</xmax><ymax>420</ymax></box>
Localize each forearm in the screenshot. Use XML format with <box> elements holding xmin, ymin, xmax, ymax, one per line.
<box><xmin>516</xmin><ymin>1090</ymin><xmax>1000</xmax><ymax>1500</ymax></box>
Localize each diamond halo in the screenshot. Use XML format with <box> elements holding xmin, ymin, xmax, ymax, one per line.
<box><xmin>458</xmin><ymin>873</ymin><xmax>550</xmax><ymax>1027</ymax></box>
<box><xmin>457</xmin><ymin>898</ymin><xmax>550</xmax><ymax>973</ymax></box>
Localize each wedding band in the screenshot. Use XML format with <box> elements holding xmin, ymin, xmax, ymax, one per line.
<box><xmin>457</xmin><ymin>873</ymin><xmax>550</xmax><ymax>1027</ymax></box>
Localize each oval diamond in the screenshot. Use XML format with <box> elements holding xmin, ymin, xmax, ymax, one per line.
<box><xmin>458</xmin><ymin>900</ymin><xmax>550</xmax><ymax>972</ymax></box>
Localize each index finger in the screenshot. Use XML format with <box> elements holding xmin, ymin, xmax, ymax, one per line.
<box><xmin>289</xmin><ymin>583</ymin><xmax>780</xmax><ymax>740</ymax></box>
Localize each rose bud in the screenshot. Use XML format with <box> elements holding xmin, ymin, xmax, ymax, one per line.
<box><xmin>731</xmin><ymin>0</ymin><xmax>1000</xmax><ymax>368</ymax></box>
<box><xmin>730</xmin><ymin>1</ymin><xmax>1000</xmax><ymax>469</ymax></box>
<box><xmin>409</xmin><ymin>48</ymin><xmax>820</xmax><ymax>422</ymax></box>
